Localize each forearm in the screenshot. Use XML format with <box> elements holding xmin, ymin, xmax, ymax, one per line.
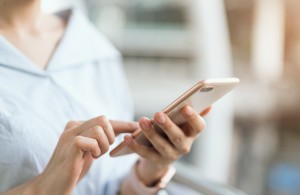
<box><xmin>1</xmin><ymin>172</ymin><xmax>69</xmax><ymax>195</ymax></box>
<box><xmin>1</xmin><ymin>175</ymin><xmax>41</xmax><ymax>195</ymax></box>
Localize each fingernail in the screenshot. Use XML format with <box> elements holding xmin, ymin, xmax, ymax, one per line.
<box><xmin>140</xmin><ymin>118</ymin><xmax>151</xmax><ymax>130</ymax></box>
<box><xmin>184</xmin><ymin>106</ymin><xmax>193</xmax><ymax>117</ymax></box>
<box><xmin>155</xmin><ymin>112</ymin><xmax>166</xmax><ymax>124</ymax></box>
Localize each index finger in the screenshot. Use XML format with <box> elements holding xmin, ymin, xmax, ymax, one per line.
<box><xmin>74</xmin><ymin>116</ymin><xmax>109</xmax><ymax>135</ymax></box>
<box><xmin>72</xmin><ymin>117</ymin><xmax>139</xmax><ymax>136</ymax></box>
<box><xmin>110</xmin><ymin>120</ymin><xmax>139</xmax><ymax>135</ymax></box>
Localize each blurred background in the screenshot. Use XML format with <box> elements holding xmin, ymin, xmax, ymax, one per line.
<box><xmin>43</xmin><ymin>0</ymin><xmax>300</xmax><ymax>194</ymax></box>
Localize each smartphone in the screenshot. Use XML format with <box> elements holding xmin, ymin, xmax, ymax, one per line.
<box><xmin>110</xmin><ymin>78</ymin><xmax>240</xmax><ymax>157</ymax></box>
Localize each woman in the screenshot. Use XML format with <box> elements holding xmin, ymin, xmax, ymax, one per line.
<box><xmin>0</xmin><ymin>0</ymin><xmax>209</xmax><ymax>194</ymax></box>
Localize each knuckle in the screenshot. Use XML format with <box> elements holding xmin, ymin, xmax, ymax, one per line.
<box><xmin>168</xmin><ymin>153</ymin><xmax>178</xmax><ymax>161</ymax></box>
<box><xmin>172</xmin><ymin>135</ymin><xmax>183</xmax><ymax>144</ymax></box>
<box><xmin>158</xmin><ymin>145</ymin><xmax>168</xmax><ymax>153</ymax></box>
<box><xmin>66</xmin><ymin>120</ymin><xmax>77</xmax><ymax>129</ymax></box>
<box><xmin>96</xmin><ymin>115</ymin><xmax>107</xmax><ymax>123</ymax></box>
<box><xmin>95</xmin><ymin>116</ymin><xmax>112</xmax><ymax>133</ymax></box>
<box><xmin>91</xmin><ymin>139</ymin><xmax>98</xmax><ymax>147</ymax></box>
<box><xmin>73</xmin><ymin>136</ymin><xmax>82</xmax><ymax>148</ymax></box>
<box><xmin>188</xmin><ymin>113</ymin><xmax>197</xmax><ymax>121</ymax></box>
<box><xmin>92</xmin><ymin>125</ymin><xmax>103</xmax><ymax>134</ymax></box>
<box><xmin>181</xmin><ymin>145</ymin><xmax>191</xmax><ymax>155</ymax></box>
<box><xmin>162</xmin><ymin>121</ymin><xmax>173</xmax><ymax>131</ymax></box>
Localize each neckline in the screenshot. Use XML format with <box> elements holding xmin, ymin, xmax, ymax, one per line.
<box><xmin>0</xmin><ymin>9</ymin><xmax>120</xmax><ymax>75</ymax></box>
<box><xmin>0</xmin><ymin>9</ymin><xmax>73</xmax><ymax>73</ymax></box>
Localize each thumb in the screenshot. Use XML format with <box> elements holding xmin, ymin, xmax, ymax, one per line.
<box><xmin>110</xmin><ymin>120</ymin><xmax>139</xmax><ymax>135</ymax></box>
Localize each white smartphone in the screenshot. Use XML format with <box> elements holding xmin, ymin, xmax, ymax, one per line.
<box><xmin>110</xmin><ymin>78</ymin><xmax>240</xmax><ymax>157</ymax></box>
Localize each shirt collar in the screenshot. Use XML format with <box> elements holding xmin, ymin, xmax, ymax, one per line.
<box><xmin>0</xmin><ymin>8</ymin><xmax>120</xmax><ymax>75</ymax></box>
<box><xmin>0</xmin><ymin>36</ymin><xmax>45</xmax><ymax>76</ymax></box>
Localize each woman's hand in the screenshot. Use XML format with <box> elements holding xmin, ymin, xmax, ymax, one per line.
<box><xmin>123</xmin><ymin>106</ymin><xmax>211</xmax><ymax>186</ymax></box>
<box><xmin>30</xmin><ymin>116</ymin><xmax>138</xmax><ymax>195</ymax></box>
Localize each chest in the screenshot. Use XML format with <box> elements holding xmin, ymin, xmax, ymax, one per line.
<box><xmin>3</xmin><ymin>33</ymin><xmax>63</xmax><ymax>69</ymax></box>
<box><xmin>0</xmin><ymin>61</ymin><xmax>124</xmax><ymax>121</ymax></box>
<box><xmin>0</xmin><ymin>66</ymin><xmax>122</xmax><ymax>168</ymax></box>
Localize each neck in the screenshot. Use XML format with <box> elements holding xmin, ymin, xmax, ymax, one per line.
<box><xmin>0</xmin><ymin>0</ymin><xmax>43</xmax><ymax>32</ymax></box>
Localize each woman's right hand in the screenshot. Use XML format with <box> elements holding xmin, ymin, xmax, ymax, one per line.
<box><xmin>16</xmin><ymin>116</ymin><xmax>138</xmax><ymax>195</ymax></box>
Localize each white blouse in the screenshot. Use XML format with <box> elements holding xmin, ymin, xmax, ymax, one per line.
<box><xmin>0</xmin><ymin>8</ymin><xmax>137</xmax><ymax>195</ymax></box>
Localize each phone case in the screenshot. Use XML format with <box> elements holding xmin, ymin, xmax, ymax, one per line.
<box><xmin>110</xmin><ymin>78</ymin><xmax>239</xmax><ymax>157</ymax></box>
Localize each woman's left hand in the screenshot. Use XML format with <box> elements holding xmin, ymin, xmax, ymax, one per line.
<box><xmin>124</xmin><ymin>106</ymin><xmax>211</xmax><ymax>186</ymax></box>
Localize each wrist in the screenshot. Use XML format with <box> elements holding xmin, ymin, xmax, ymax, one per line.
<box><xmin>137</xmin><ymin>158</ymin><xmax>171</xmax><ymax>187</ymax></box>
<box><xmin>123</xmin><ymin>160</ymin><xmax>176</xmax><ymax>195</ymax></box>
